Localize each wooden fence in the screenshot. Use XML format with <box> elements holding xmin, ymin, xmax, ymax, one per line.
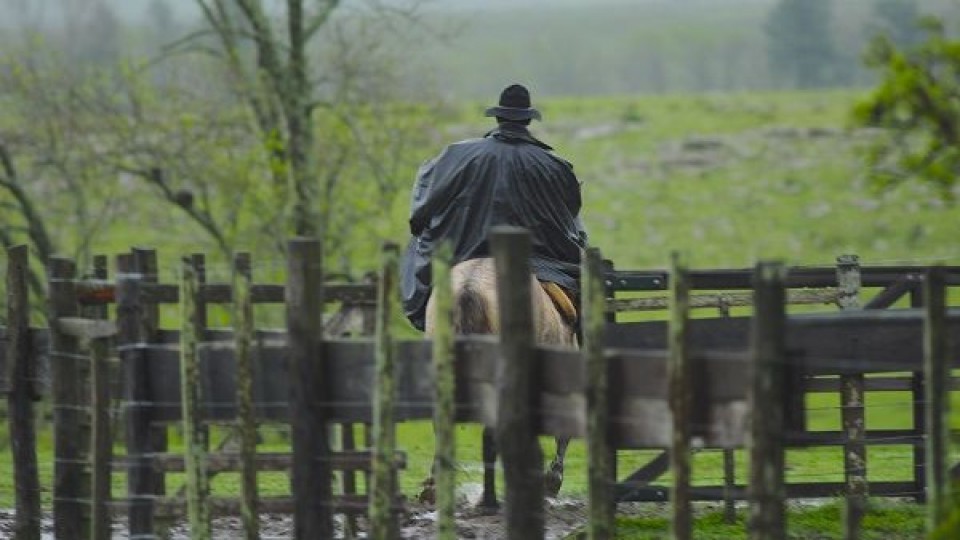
<box><xmin>1</xmin><ymin>230</ymin><xmax>958</xmax><ymax>540</ymax></box>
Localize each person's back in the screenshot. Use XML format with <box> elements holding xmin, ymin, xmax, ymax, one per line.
<box><xmin>401</xmin><ymin>84</ymin><xmax>588</xmax><ymax>330</ymax></box>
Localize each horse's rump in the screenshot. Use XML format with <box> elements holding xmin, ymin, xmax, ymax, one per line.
<box><xmin>425</xmin><ymin>258</ymin><xmax>576</xmax><ymax>348</ymax></box>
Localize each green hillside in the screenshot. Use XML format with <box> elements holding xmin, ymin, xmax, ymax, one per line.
<box><xmin>423</xmin><ymin>90</ymin><xmax>960</xmax><ymax>274</ymax></box>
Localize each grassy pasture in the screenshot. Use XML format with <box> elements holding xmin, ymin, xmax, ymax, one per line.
<box><xmin>2</xmin><ymin>88</ymin><xmax>959</xmax><ymax>536</ymax></box>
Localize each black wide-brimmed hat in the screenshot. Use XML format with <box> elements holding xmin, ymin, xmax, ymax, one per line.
<box><xmin>484</xmin><ymin>84</ymin><xmax>542</xmax><ymax>121</ymax></box>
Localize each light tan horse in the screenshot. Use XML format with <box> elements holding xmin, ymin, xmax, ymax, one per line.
<box><xmin>424</xmin><ymin>257</ymin><xmax>578</xmax><ymax>509</ymax></box>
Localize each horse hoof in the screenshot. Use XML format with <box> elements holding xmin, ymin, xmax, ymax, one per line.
<box><xmin>475</xmin><ymin>499</ymin><xmax>500</xmax><ymax>516</ymax></box>
<box><xmin>417</xmin><ymin>477</ymin><xmax>436</xmax><ymax>505</ymax></box>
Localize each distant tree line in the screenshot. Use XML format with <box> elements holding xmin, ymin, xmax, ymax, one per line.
<box><xmin>765</xmin><ymin>0</ymin><xmax>926</xmax><ymax>89</ymax></box>
<box><xmin>401</xmin><ymin>0</ymin><xmax>957</xmax><ymax>99</ymax></box>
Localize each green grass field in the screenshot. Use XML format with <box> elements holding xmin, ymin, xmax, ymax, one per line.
<box><xmin>2</xmin><ymin>87</ymin><xmax>958</xmax><ymax>537</ymax></box>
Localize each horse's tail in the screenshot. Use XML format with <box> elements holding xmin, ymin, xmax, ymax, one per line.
<box><xmin>446</xmin><ymin>258</ymin><xmax>498</xmax><ymax>335</ymax></box>
<box><xmin>453</xmin><ymin>283</ymin><xmax>495</xmax><ymax>335</ymax></box>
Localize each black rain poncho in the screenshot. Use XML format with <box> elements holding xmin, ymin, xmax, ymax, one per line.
<box><xmin>400</xmin><ymin>123</ymin><xmax>588</xmax><ymax>330</ymax></box>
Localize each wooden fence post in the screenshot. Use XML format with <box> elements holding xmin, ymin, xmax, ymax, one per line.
<box><xmin>490</xmin><ymin>227</ymin><xmax>544</xmax><ymax>540</ymax></box>
<box><xmin>669</xmin><ymin>252</ymin><xmax>692</xmax><ymax>540</ymax></box>
<box><xmin>86</xmin><ymin>254</ymin><xmax>112</xmax><ymax>540</ymax></box>
<box><xmin>431</xmin><ymin>242</ymin><xmax>456</xmax><ymax>540</ymax></box>
<box><xmin>6</xmin><ymin>245</ymin><xmax>41</xmax><ymax>540</ymax></box>
<box><xmin>49</xmin><ymin>256</ymin><xmax>91</xmax><ymax>539</ymax></box>
<box><xmin>191</xmin><ymin>253</ymin><xmax>211</xmax><ymax>456</ymax></box>
<box><xmin>924</xmin><ymin>265</ymin><xmax>950</xmax><ymax>531</ymax></box>
<box><xmin>747</xmin><ymin>261</ymin><xmax>787</xmax><ymax>540</ymax></box>
<box><xmin>371</xmin><ymin>242</ymin><xmax>400</xmax><ymax>540</ymax></box>
<box><xmin>233</xmin><ymin>252</ymin><xmax>260</xmax><ymax>540</ymax></box>
<box><xmin>584</xmin><ymin>247</ymin><xmax>614</xmax><ymax>540</ymax></box>
<box><xmin>286</xmin><ymin>237</ymin><xmax>334</xmax><ymax>539</ymax></box>
<box><xmin>836</xmin><ymin>254</ymin><xmax>866</xmax><ymax>540</ymax></box>
<box><xmin>132</xmin><ymin>249</ymin><xmax>168</xmax><ymax>502</ymax></box>
<box><xmin>718</xmin><ymin>295</ymin><xmax>736</xmax><ymax>525</ymax></box>
<box><xmin>910</xmin><ymin>285</ymin><xmax>927</xmax><ymax>504</ymax></box>
<box><xmin>116</xmin><ymin>258</ymin><xmax>155</xmax><ymax>536</ymax></box>
<box><xmin>181</xmin><ymin>257</ymin><xmax>211</xmax><ymax>539</ymax></box>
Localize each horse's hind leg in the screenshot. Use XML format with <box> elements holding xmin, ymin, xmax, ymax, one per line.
<box><xmin>544</xmin><ymin>436</ymin><xmax>571</xmax><ymax>497</ymax></box>
<box><xmin>480</xmin><ymin>427</ymin><xmax>499</xmax><ymax>512</ymax></box>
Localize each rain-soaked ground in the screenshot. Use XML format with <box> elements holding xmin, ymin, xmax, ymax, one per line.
<box><xmin>0</xmin><ymin>485</ymin><xmax>598</xmax><ymax>539</ymax></box>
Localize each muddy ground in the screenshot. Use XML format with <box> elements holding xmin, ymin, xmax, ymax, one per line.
<box><xmin>0</xmin><ymin>497</ymin><xmax>603</xmax><ymax>539</ymax></box>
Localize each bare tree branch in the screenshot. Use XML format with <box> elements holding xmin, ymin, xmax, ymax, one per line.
<box><xmin>0</xmin><ymin>143</ymin><xmax>56</xmax><ymax>265</ymax></box>
<box><xmin>118</xmin><ymin>165</ymin><xmax>232</xmax><ymax>259</ymax></box>
<box><xmin>304</xmin><ymin>0</ymin><xmax>341</xmax><ymax>40</ymax></box>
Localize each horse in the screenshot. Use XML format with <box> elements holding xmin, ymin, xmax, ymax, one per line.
<box><xmin>422</xmin><ymin>257</ymin><xmax>578</xmax><ymax>510</ymax></box>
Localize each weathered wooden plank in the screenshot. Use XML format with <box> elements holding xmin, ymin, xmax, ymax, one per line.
<box><xmin>668</xmin><ymin>252</ymin><xmax>692</xmax><ymax>540</ymax></box>
<box><xmin>536</xmin><ymin>348</ymin><xmax>749</xmax><ymax>445</ymax></box>
<box><xmin>608</xmin><ymin>288</ymin><xmax>839</xmax><ymax>313</ymax></box>
<box><xmin>49</xmin><ymin>257</ymin><xmax>90</xmax><ymax>540</ymax></box>
<box><xmin>606</xmin><ymin>265</ymin><xmax>960</xmax><ymax>291</ymax></box>
<box><xmin>836</xmin><ymin>254</ymin><xmax>866</xmax><ymax>540</ymax></box>
<box><xmin>606</xmin><ymin>310</ymin><xmax>960</xmax><ymax>375</ymax></box>
<box><xmin>925</xmin><ymin>266</ymin><xmax>951</xmax><ymax>532</ymax></box>
<box><xmin>804</xmin><ymin>376</ymin><xmax>960</xmax><ymax>392</ymax></box>
<box><xmin>89</xmin><ymin>334</ymin><xmax>111</xmax><ymax>540</ymax></box>
<box><xmin>491</xmin><ymin>227</ymin><xmax>544</xmax><ymax>539</ymax></box>
<box><xmin>371</xmin><ymin>242</ymin><xmax>400</xmax><ymax>540</ymax></box>
<box><xmin>748</xmin><ymin>262</ymin><xmax>787</xmax><ymax>540</ymax></box>
<box><xmin>608</xmin><ymin>349</ymin><xmax>670</xmax><ymax>448</ymax></box>
<box><xmin>117</xmin><ymin>256</ymin><xmax>156</xmax><ymax>537</ymax></box>
<box><xmin>792</xmin><ymin>310</ymin><xmax>960</xmax><ymax>375</ymax></box>
<box><xmin>454</xmin><ymin>337</ymin><xmax>499</xmax><ymax>424</ymax></box>
<box><xmin>6</xmin><ymin>245</ymin><xmax>41</xmax><ymax>540</ymax></box>
<box><xmin>430</xmin><ymin>242</ymin><xmax>456</xmax><ymax>540</ymax></box>
<box><xmin>863</xmin><ymin>273</ymin><xmax>923</xmax><ymax>309</ymax></box>
<box><xmin>286</xmin><ymin>237</ymin><xmax>333</xmax><ymax>540</ymax></box>
<box><xmin>232</xmin><ymin>252</ymin><xmax>258</xmax><ymax>540</ymax></box>
<box><xmin>584</xmin><ymin>247</ymin><xmax>615</xmax><ymax>540</ymax></box>
<box><xmin>783</xmin><ymin>430</ymin><xmax>920</xmax><ymax>446</ymax></box>
<box><xmin>56</xmin><ymin>317</ymin><xmax>117</xmax><ymax>340</ymax></box>
<box><xmin>605</xmin><ymin>318</ymin><xmax>751</xmax><ymax>351</ymax></box>
<box><xmin>615</xmin><ymin>481</ymin><xmax>919</xmax><ymax>502</ymax></box>
<box><xmin>137</xmin><ymin>494</ymin><xmax>404</xmax><ymax>518</ymax></box>
<box><xmin>90</xmin><ymin>281</ymin><xmax>377</xmax><ymax>305</ymax></box>
<box><xmin>142</xmin><ymin>340</ymin><xmax>416</xmax><ymax>424</ymax></box>
<box><xmin>111</xmin><ymin>450</ymin><xmax>407</xmax><ymax>473</ymax></box>
<box><xmin>910</xmin><ymin>287</ymin><xmax>927</xmax><ymax>504</ymax></box>
<box><xmin>87</xmin><ymin>255</ymin><xmax>112</xmax><ymax>540</ymax></box>
<box><xmin>180</xmin><ymin>257</ymin><xmax>211</xmax><ymax>539</ymax></box>
<box><xmin>714</xmin><ymin>288</ymin><xmax>739</xmax><ymax>526</ymax></box>
<box><xmin>85</xmin><ymin>253</ymin><xmax>110</xmax><ymax>540</ymax></box>
<box><xmin>539</xmin><ymin>392</ymin><xmax>586</xmax><ymax>438</ymax></box>
<box><xmin>538</xmin><ymin>346</ymin><xmax>583</xmax><ymax>394</ymax></box>
<box><xmin>132</xmin><ymin>248</ymin><xmax>169</xmax><ymax>509</ymax></box>
<box><xmin>723</xmin><ymin>448</ymin><xmax>736</xmax><ymax>524</ymax></box>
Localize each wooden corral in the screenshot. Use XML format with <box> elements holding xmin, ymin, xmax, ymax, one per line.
<box><xmin>603</xmin><ymin>258</ymin><xmax>960</xmax><ymax>508</ymax></box>
<box><xmin>2</xmin><ymin>233</ymin><xmax>958</xmax><ymax>540</ymax></box>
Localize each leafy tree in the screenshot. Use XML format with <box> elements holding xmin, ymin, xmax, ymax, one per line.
<box><xmin>853</xmin><ymin>17</ymin><xmax>960</xmax><ymax>201</ymax></box>
<box><xmin>764</xmin><ymin>0</ymin><xmax>840</xmax><ymax>88</ymax></box>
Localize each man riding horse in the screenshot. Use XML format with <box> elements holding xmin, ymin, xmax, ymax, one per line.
<box><xmin>401</xmin><ymin>83</ymin><xmax>588</xmax><ymax>332</ymax></box>
<box><xmin>400</xmin><ymin>83</ymin><xmax>589</xmax><ymax>507</ymax></box>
